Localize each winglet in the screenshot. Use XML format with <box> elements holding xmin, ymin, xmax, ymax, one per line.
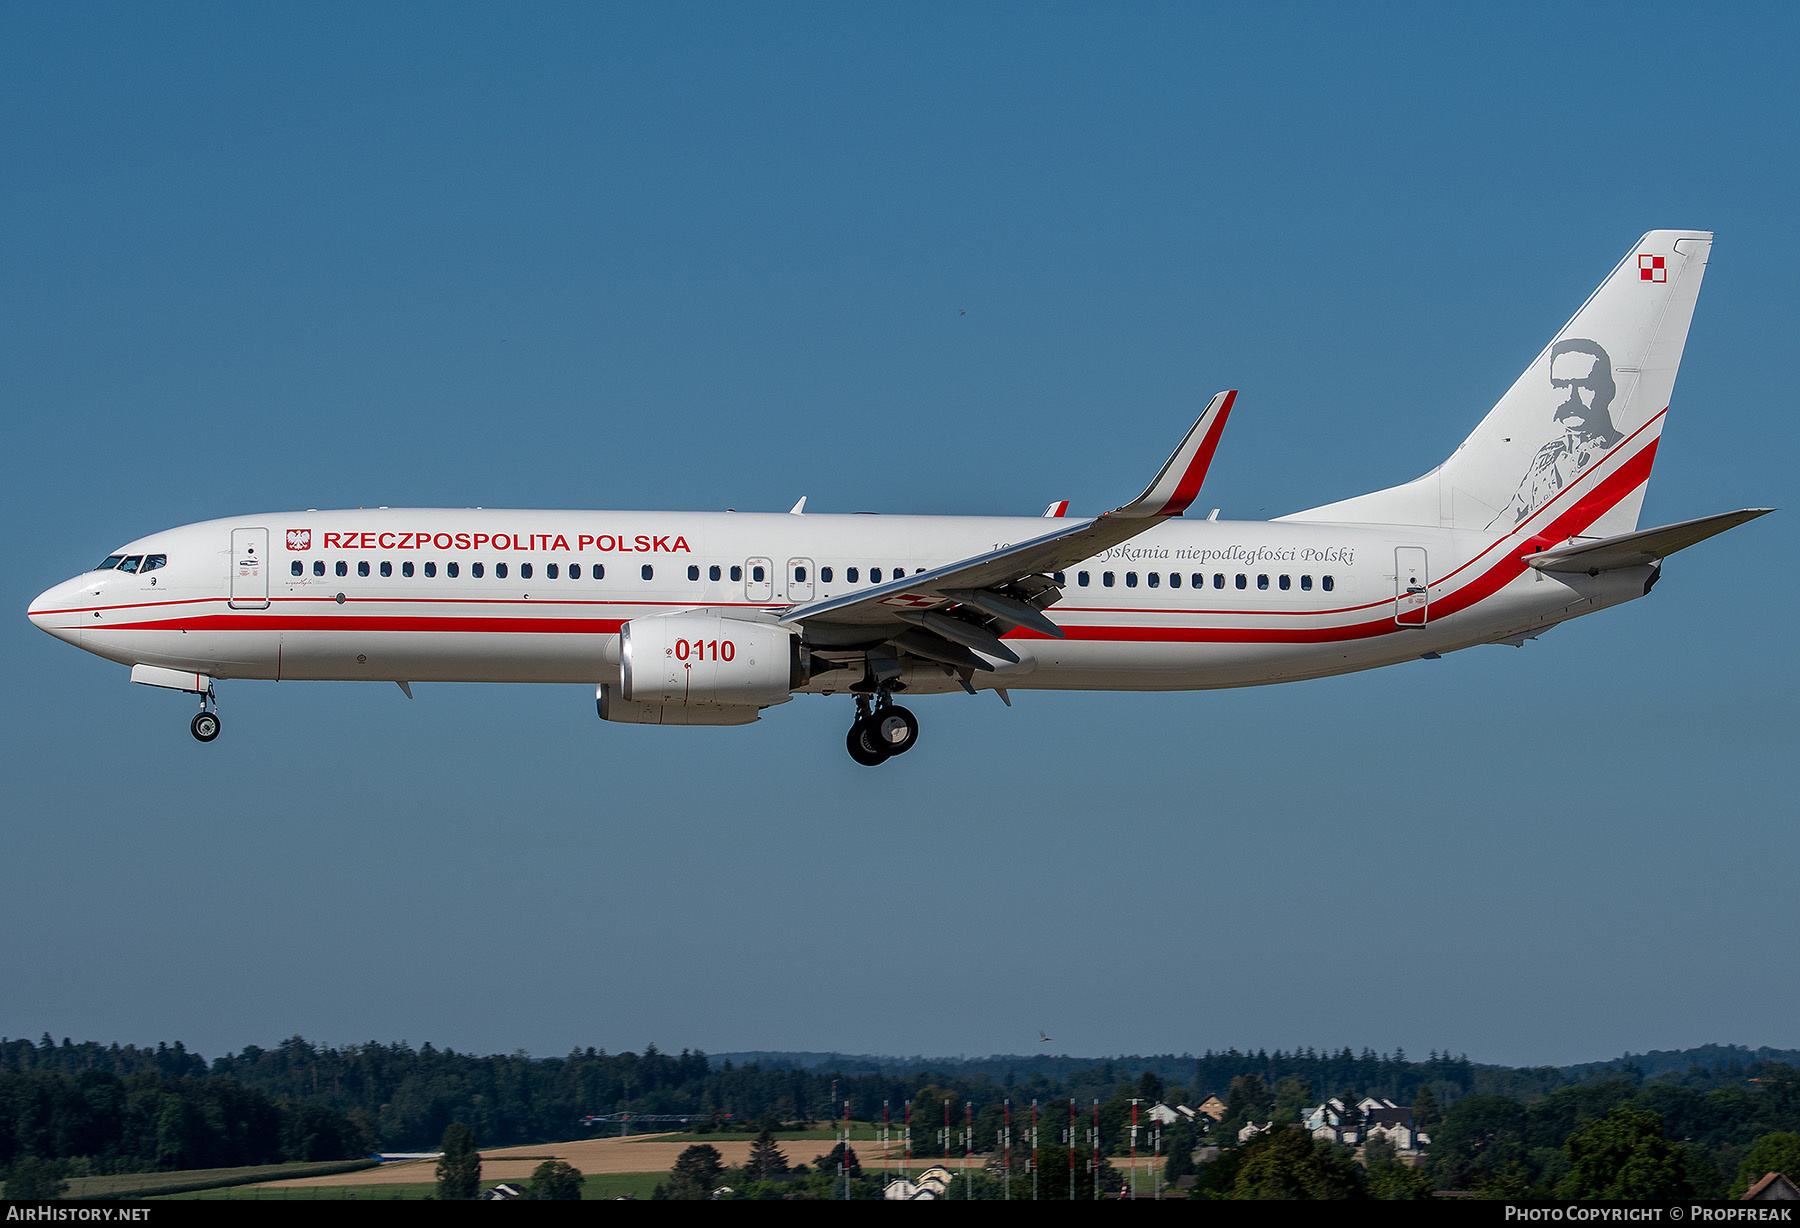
<box><xmin>1115</xmin><ymin>390</ymin><xmax>1236</xmax><ymax>518</ymax></box>
<box><xmin>1042</xmin><ymin>500</ymin><xmax>1069</xmax><ymax>518</ymax></box>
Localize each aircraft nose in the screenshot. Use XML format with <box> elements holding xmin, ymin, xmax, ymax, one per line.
<box><xmin>28</xmin><ymin>576</ymin><xmax>89</xmax><ymax>643</ymax></box>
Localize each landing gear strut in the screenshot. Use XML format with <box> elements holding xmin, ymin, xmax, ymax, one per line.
<box><xmin>190</xmin><ymin>685</ymin><xmax>220</xmax><ymax>743</ymax></box>
<box><xmin>845</xmin><ymin>692</ymin><xmax>918</xmax><ymax>766</ymax></box>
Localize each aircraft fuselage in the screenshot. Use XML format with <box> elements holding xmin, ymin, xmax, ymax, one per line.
<box><xmin>28</xmin><ymin>507</ymin><xmax>1642</xmax><ymax>695</ymax></box>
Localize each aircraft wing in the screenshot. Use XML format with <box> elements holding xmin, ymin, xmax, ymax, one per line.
<box><xmin>779</xmin><ymin>391</ymin><xmax>1235</xmax><ymax>647</ymax></box>
<box><xmin>1525</xmin><ymin>508</ymin><xmax>1774</xmax><ymax>574</ymax></box>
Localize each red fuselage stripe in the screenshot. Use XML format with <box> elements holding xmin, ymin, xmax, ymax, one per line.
<box><xmin>62</xmin><ymin>431</ymin><xmax>1659</xmax><ymax>648</ymax></box>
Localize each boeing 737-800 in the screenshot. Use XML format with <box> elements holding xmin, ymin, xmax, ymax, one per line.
<box><xmin>27</xmin><ymin>231</ymin><xmax>1770</xmax><ymax>764</ymax></box>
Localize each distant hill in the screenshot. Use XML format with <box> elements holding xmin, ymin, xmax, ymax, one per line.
<box><xmin>1561</xmin><ymin>1044</ymin><xmax>1800</xmax><ymax>1079</ymax></box>
<box><xmin>711</xmin><ymin>1051</ymin><xmax>1202</xmax><ymax>1080</ymax></box>
<box><xmin>715</xmin><ymin>1043</ymin><xmax>1800</xmax><ymax>1084</ymax></box>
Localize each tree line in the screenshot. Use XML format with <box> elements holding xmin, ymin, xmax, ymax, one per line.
<box><xmin>5</xmin><ymin>1031</ymin><xmax>1798</xmax><ymax>1197</ymax></box>
<box><xmin>0</xmin><ymin>1067</ymin><xmax>366</xmax><ymax>1176</ymax></box>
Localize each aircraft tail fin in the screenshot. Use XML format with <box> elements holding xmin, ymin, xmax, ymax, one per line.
<box><xmin>1283</xmin><ymin>231</ymin><xmax>1712</xmax><ymax>537</ymax></box>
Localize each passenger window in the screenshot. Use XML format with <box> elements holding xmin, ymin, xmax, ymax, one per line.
<box><xmin>291</xmin><ymin>561</ymin><xmax>303</xmax><ymax>577</ymax></box>
<box><xmin>380</xmin><ymin>561</ymin><xmax>392</xmax><ymax>578</ymax></box>
<box><xmin>402</xmin><ymin>562</ymin><xmax>414</xmax><ymax>577</ymax></box>
<box><xmin>335</xmin><ymin>561</ymin><xmax>348</xmax><ymax>577</ymax></box>
<box><xmin>1126</xmin><ymin>572</ymin><xmax>1138</xmax><ymax>588</ymax></box>
<box><xmin>1300</xmin><ymin>574</ymin><xmax>1312</xmax><ymax>591</ymax></box>
<box><xmin>448</xmin><ymin>562</ymin><xmax>460</xmax><ymax>578</ymax></box>
<box><xmin>495</xmin><ymin>562</ymin><xmax>507</xmax><ymax>579</ymax></box>
<box><xmin>752</xmin><ymin>564</ymin><xmax>766</xmax><ymax>582</ymax></box>
<box><xmin>641</xmin><ymin>564</ymin><xmax>653</xmax><ymax>581</ymax></box>
<box><xmin>594</xmin><ymin>564</ymin><xmax>604</xmax><ymax>580</ymax></box>
<box><xmin>1323</xmin><ymin>575</ymin><xmax>1335</xmax><ymax>592</ymax></box>
<box><xmin>520</xmin><ymin>563</ymin><xmax>532</xmax><ymax>580</ymax></box>
<box><xmin>794</xmin><ymin>566</ymin><xmax>806</xmax><ymax>582</ymax></box>
<box><xmin>1168</xmin><ymin>573</ymin><xmax>1180</xmax><ymax>588</ymax></box>
<box><xmin>425</xmin><ymin>561</ymin><xmax>437</xmax><ymax>578</ymax></box>
<box><xmin>569</xmin><ymin>563</ymin><xmax>582</xmax><ymax>579</ymax></box>
<box><xmin>546</xmin><ymin>563</ymin><xmax>559</xmax><ymax>579</ymax></box>
<box><xmin>1103</xmin><ymin>572</ymin><xmax>1115</xmax><ymax>587</ymax></box>
<box><xmin>847</xmin><ymin>567</ymin><xmax>859</xmax><ymax>583</ymax></box>
<box><xmin>687</xmin><ymin>565</ymin><xmax>700</xmax><ymax>581</ymax></box>
<box><xmin>1147</xmin><ymin>572</ymin><xmax>1159</xmax><ymax>588</ymax></box>
<box><xmin>1053</xmin><ymin>571</ymin><xmax>1066</xmax><ymax>586</ymax></box>
<box><xmin>1257</xmin><ymin>574</ymin><xmax>1269</xmax><ymax>589</ymax></box>
<box><xmin>1214</xmin><ymin>573</ymin><xmax>1225</xmax><ymax>588</ymax></box>
<box><xmin>472</xmin><ymin>562</ymin><xmax>484</xmax><ymax>578</ymax></box>
<box><xmin>1234</xmin><ymin>574</ymin><xmax>1246</xmax><ymax>590</ymax></box>
<box><xmin>1279</xmin><ymin>574</ymin><xmax>1290</xmax><ymax>590</ymax></box>
<box><xmin>709</xmin><ymin>565</ymin><xmax>722</xmax><ymax>581</ymax></box>
<box><xmin>358</xmin><ymin>561</ymin><xmax>370</xmax><ymax>577</ymax></box>
<box><xmin>730</xmin><ymin>565</ymin><xmax>742</xmax><ymax>582</ymax></box>
<box><xmin>117</xmin><ymin>556</ymin><xmax>143</xmax><ymax>573</ymax></box>
<box><xmin>313</xmin><ymin>561</ymin><xmax>325</xmax><ymax>577</ymax></box>
<box><xmin>868</xmin><ymin>567</ymin><xmax>881</xmax><ymax>583</ymax></box>
<box><xmin>1078</xmin><ymin>571</ymin><xmax>1090</xmax><ymax>586</ymax></box>
<box><xmin>141</xmin><ymin>555</ymin><xmax>166</xmax><ymax>572</ymax></box>
<box><xmin>821</xmin><ymin>566</ymin><xmax>833</xmax><ymax>583</ymax></box>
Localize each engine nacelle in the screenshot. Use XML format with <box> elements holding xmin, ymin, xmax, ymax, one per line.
<box><xmin>597</xmin><ymin>685</ymin><xmax>761</xmax><ymax>725</ymax></box>
<box><xmin>619</xmin><ymin>613</ymin><xmax>799</xmax><ymax>708</ymax></box>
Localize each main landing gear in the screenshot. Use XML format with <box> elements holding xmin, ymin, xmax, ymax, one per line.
<box><xmin>190</xmin><ymin>686</ymin><xmax>220</xmax><ymax>743</ymax></box>
<box><xmin>846</xmin><ymin>692</ymin><xmax>918</xmax><ymax>766</ymax></box>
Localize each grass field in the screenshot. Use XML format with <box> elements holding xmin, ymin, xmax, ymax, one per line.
<box><xmin>63</xmin><ymin>1159</ymin><xmax>377</xmax><ymax>1200</ymax></box>
<box><xmin>156</xmin><ymin>1172</ymin><xmax>665</xmax><ymax>1201</ymax></box>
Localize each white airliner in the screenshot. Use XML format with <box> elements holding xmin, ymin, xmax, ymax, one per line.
<box><xmin>27</xmin><ymin>231</ymin><xmax>1771</xmax><ymax>764</ymax></box>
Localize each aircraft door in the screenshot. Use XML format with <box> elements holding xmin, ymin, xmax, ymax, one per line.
<box><xmin>785</xmin><ymin>557</ymin><xmax>814</xmax><ymax>603</ymax></box>
<box><xmin>229</xmin><ymin>527</ymin><xmax>270</xmax><ymax>610</ymax></box>
<box><xmin>1394</xmin><ymin>546</ymin><xmax>1429</xmax><ymax>626</ymax></box>
<box><xmin>744</xmin><ymin>557</ymin><xmax>773</xmax><ymax>603</ymax></box>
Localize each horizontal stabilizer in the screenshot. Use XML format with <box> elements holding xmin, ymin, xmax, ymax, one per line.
<box><xmin>1526</xmin><ymin>508</ymin><xmax>1773</xmax><ymax>574</ymax></box>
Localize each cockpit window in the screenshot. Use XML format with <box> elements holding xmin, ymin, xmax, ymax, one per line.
<box><xmin>96</xmin><ymin>555</ymin><xmax>125</xmax><ymax>571</ymax></box>
<box><xmin>116</xmin><ymin>555</ymin><xmax>144</xmax><ymax>574</ymax></box>
<box><xmin>140</xmin><ymin>555</ymin><xmax>167</xmax><ymax>573</ymax></box>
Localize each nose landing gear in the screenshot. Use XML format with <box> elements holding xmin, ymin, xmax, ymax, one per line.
<box><xmin>846</xmin><ymin>693</ymin><xmax>918</xmax><ymax>766</ymax></box>
<box><xmin>190</xmin><ymin>686</ymin><xmax>220</xmax><ymax>743</ymax></box>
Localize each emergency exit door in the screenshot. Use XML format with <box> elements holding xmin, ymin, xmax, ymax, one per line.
<box><xmin>785</xmin><ymin>557</ymin><xmax>814</xmax><ymax>602</ymax></box>
<box><xmin>230</xmin><ymin>527</ymin><xmax>270</xmax><ymax>610</ymax></box>
<box><xmin>744</xmin><ymin>557</ymin><xmax>773</xmax><ymax>603</ymax></box>
<box><xmin>1394</xmin><ymin>546</ymin><xmax>1429</xmax><ymax>626</ymax></box>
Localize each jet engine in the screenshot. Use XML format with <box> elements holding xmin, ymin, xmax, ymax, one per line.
<box><xmin>617</xmin><ymin>613</ymin><xmax>799</xmax><ymax>709</ymax></box>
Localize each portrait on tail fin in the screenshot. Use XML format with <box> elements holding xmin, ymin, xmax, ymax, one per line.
<box><xmin>1489</xmin><ymin>338</ymin><xmax>1623</xmax><ymax>530</ymax></box>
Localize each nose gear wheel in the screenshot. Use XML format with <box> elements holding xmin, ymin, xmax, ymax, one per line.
<box><xmin>189</xmin><ymin>683</ymin><xmax>220</xmax><ymax>742</ymax></box>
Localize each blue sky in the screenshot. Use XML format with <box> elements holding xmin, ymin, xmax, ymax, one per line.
<box><xmin>3</xmin><ymin>3</ymin><xmax>1795</xmax><ymax>1070</ymax></box>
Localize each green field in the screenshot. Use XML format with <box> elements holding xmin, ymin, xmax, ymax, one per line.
<box><xmin>155</xmin><ymin>1172</ymin><xmax>665</xmax><ymax>1201</ymax></box>
<box><xmin>64</xmin><ymin>1159</ymin><xmax>377</xmax><ymax>1200</ymax></box>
